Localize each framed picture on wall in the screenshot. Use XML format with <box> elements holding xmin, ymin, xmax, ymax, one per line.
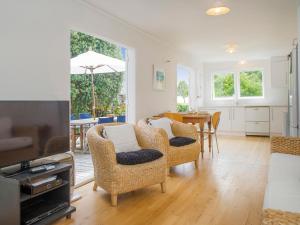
<box><xmin>153</xmin><ymin>65</ymin><xmax>166</xmax><ymax>91</ymax></box>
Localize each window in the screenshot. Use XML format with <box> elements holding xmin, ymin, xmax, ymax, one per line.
<box><xmin>212</xmin><ymin>72</ymin><xmax>235</xmax><ymax>99</ymax></box>
<box><xmin>211</xmin><ymin>69</ymin><xmax>264</xmax><ymax>101</ymax></box>
<box><xmin>239</xmin><ymin>70</ymin><xmax>263</xmax><ymax>98</ymax></box>
<box><xmin>177</xmin><ymin>65</ymin><xmax>191</xmax><ymax>112</ymax></box>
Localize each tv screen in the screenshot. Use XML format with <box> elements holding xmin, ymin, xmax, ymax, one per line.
<box><xmin>0</xmin><ymin>101</ymin><xmax>70</xmax><ymax>168</ymax></box>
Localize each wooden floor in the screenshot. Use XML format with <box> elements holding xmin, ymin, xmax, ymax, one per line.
<box><xmin>55</xmin><ymin>135</ymin><xmax>270</xmax><ymax>225</ymax></box>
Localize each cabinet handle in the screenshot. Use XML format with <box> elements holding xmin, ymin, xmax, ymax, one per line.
<box><xmin>229</xmin><ymin>110</ymin><xmax>231</xmax><ymax>120</ymax></box>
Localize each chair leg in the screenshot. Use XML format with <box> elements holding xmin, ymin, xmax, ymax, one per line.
<box><xmin>215</xmin><ymin>134</ymin><xmax>220</xmax><ymax>154</ymax></box>
<box><xmin>93</xmin><ymin>182</ymin><xmax>97</xmax><ymax>191</ymax></box>
<box><xmin>194</xmin><ymin>159</ymin><xmax>199</xmax><ymax>169</ymax></box>
<box><xmin>111</xmin><ymin>194</ymin><xmax>118</xmax><ymax>207</ymax></box>
<box><xmin>160</xmin><ymin>182</ymin><xmax>166</xmax><ymax>193</ymax></box>
<box><xmin>167</xmin><ymin>167</ymin><xmax>171</xmax><ymax>176</ymax></box>
<box><xmin>211</xmin><ymin>137</ymin><xmax>214</xmax><ymax>158</ymax></box>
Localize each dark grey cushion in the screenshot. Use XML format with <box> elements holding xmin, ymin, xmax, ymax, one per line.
<box><xmin>116</xmin><ymin>149</ymin><xmax>163</xmax><ymax>165</ymax></box>
<box><xmin>169</xmin><ymin>136</ymin><xmax>196</xmax><ymax>147</ymax></box>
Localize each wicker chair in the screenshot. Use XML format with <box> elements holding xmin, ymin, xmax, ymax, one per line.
<box><xmin>86</xmin><ymin>123</ymin><xmax>167</xmax><ymax>206</ymax></box>
<box><xmin>138</xmin><ymin>119</ymin><xmax>201</xmax><ymax>172</ymax></box>
<box><xmin>262</xmin><ymin>136</ymin><xmax>300</xmax><ymax>225</ymax></box>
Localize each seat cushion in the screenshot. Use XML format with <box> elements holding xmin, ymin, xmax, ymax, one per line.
<box><xmin>263</xmin><ymin>153</ymin><xmax>300</xmax><ymax>213</ymax></box>
<box><xmin>103</xmin><ymin>124</ymin><xmax>141</xmax><ymax>153</ymax></box>
<box><xmin>169</xmin><ymin>136</ymin><xmax>196</xmax><ymax>147</ymax></box>
<box><xmin>116</xmin><ymin>149</ymin><xmax>163</xmax><ymax>165</ymax></box>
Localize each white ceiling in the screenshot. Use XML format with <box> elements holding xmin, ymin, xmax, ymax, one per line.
<box><xmin>84</xmin><ymin>0</ymin><xmax>298</xmax><ymax>61</ymax></box>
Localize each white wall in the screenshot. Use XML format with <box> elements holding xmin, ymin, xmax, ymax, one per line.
<box><xmin>202</xmin><ymin>59</ymin><xmax>288</xmax><ymax>107</ymax></box>
<box><xmin>0</xmin><ymin>0</ymin><xmax>201</xmax><ymax>121</ymax></box>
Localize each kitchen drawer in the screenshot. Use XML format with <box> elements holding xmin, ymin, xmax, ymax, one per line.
<box><xmin>245</xmin><ymin>107</ymin><xmax>269</xmax><ymax>122</ymax></box>
<box><xmin>245</xmin><ymin>121</ymin><xmax>270</xmax><ymax>134</ymax></box>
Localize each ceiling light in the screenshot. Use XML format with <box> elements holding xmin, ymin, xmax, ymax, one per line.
<box><xmin>206</xmin><ymin>1</ymin><xmax>230</xmax><ymax>16</ymax></box>
<box><xmin>225</xmin><ymin>44</ymin><xmax>237</xmax><ymax>54</ymax></box>
<box><xmin>239</xmin><ymin>60</ymin><xmax>246</xmax><ymax>65</ymax></box>
<box><xmin>226</xmin><ymin>48</ymin><xmax>235</xmax><ymax>54</ymax></box>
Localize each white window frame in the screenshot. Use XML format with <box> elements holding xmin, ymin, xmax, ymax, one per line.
<box><xmin>211</xmin><ymin>71</ymin><xmax>235</xmax><ymax>100</ymax></box>
<box><xmin>237</xmin><ymin>69</ymin><xmax>265</xmax><ymax>99</ymax></box>
<box><xmin>211</xmin><ymin>68</ymin><xmax>265</xmax><ymax>102</ymax></box>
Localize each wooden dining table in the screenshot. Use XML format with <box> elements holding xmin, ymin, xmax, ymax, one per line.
<box><xmin>181</xmin><ymin>113</ymin><xmax>212</xmax><ymax>158</ymax></box>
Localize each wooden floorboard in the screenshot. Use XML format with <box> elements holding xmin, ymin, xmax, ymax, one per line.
<box><xmin>55</xmin><ymin>135</ymin><xmax>270</xmax><ymax>225</ymax></box>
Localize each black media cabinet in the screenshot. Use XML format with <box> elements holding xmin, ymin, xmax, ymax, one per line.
<box><xmin>0</xmin><ymin>163</ymin><xmax>76</xmax><ymax>225</ymax></box>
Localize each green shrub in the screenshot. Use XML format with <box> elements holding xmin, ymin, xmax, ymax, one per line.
<box><xmin>177</xmin><ymin>103</ymin><xmax>189</xmax><ymax>112</ymax></box>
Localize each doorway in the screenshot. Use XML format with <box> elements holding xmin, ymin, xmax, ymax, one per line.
<box><xmin>70</xmin><ymin>31</ymin><xmax>130</xmax><ymax>186</ymax></box>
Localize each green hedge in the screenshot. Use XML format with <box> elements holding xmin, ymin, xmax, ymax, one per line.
<box><xmin>176</xmin><ymin>103</ymin><xmax>189</xmax><ymax>112</ymax></box>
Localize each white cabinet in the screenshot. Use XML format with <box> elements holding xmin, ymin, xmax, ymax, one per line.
<box><xmin>218</xmin><ymin>108</ymin><xmax>231</xmax><ymax>132</ymax></box>
<box><xmin>202</xmin><ymin>107</ymin><xmax>231</xmax><ymax>132</ymax></box>
<box><xmin>245</xmin><ymin>106</ymin><xmax>270</xmax><ymax>136</ymax></box>
<box><xmin>245</xmin><ymin>107</ymin><xmax>269</xmax><ymax>121</ymax></box>
<box><xmin>200</xmin><ymin>105</ymin><xmax>287</xmax><ymax>136</ymax></box>
<box><xmin>271</xmin><ymin>56</ymin><xmax>289</xmax><ymax>88</ymax></box>
<box><xmin>231</xmin><ymin>107</ymin><xmax>245</xmax><ymax>132</ymax></box>
<box><xmin>246</xmin><ymin>122</ymin><xmax>269</xmax><ymax>133</ymax></box>
<box><xmin>270</xmin><ymin>107</ymin><xmax>288</xmax><ymax>135</ymax></box>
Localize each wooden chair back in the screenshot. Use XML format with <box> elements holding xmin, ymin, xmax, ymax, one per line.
<box><xmin>163</xmin><ymin>112</ymin><xmax>183</xmax><ymax>122</ymax></box>
<box><xmin>212</xmin><ymin>112</ymin><xmax>221</xmax><ymax>131</ymax></box>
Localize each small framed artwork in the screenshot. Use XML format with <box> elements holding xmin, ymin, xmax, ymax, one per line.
<box><xmin>153</xmin><ymin>65</ymin><xmax>166</xmax><ymax>91</ymax></box>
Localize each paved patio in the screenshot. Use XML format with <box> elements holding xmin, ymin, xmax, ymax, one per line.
<box><xmin>74</xmin><ymin>152</ymin><xmax>94</xmax><ymax>186</ymax></box>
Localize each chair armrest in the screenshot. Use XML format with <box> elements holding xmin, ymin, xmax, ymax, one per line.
<box><xmin>271</xmin><ymin>136</ymin><xmax>300</xmax><ymax>156</ymax></box>
<box><xmin>135</xmin><ymin>124</ymin><xmax>168</xmax><ymax>153</ymax></box>
<box><xmin>86</xmin><ymin>126</ymin><xmax>117</xmax><ymax>170</ymax></box>
<box><xmin>171</xmin><ymin>121</ymin><xmax>198</xmax><ymax>140</ymax></box>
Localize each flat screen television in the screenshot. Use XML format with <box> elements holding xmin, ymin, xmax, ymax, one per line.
<box><xmin>0</xmin><ymin>101</ymin><xmax>70</xmax><ymax>170</ymax></box>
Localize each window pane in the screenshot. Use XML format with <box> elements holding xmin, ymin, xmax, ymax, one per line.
<box><xmin>239</xmin><ymin>70</ymin><xmax>263</xmax><ymax>97</ymax></box>
<box><xmin>177</xmin><ymin>66</ymin><xmax>190</xmax><ymax>112</ymax></box>
<box><xmin>213</xmin><ymin>73</ymin><xmax>234</xmax><ymax>98</ymax></box>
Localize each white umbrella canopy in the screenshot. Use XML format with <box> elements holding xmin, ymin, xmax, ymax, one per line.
<box><xmin>70</xmin><ymin>50</ymin><xmax>126</xmax><ymax>74</ymax></box>
<box><xmin>70</xmin><ymin>50</ymin><xmax>126</xmax><ymax>118</ymax></box>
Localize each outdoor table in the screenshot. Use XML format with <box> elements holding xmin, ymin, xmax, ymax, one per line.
<box><xmin>70</xmin><ymin>118</ymin><xmax>99</xmax><ymax>151</ymax></box>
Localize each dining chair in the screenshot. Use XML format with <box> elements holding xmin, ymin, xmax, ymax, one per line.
<box><xmin>204</xmin><ymin>112</ymin><xmax>221</xmax><ymax>155</ymax></box>
<box><xmin>79</xmin><ymin>112</ymin><xmax>92</xmax><ymax>119</ymax></box>
<box><xmin>98</xmin><ymin>116</ymin><xmax>114</xmax><ymax>124</ymax></box>
<box><xmin>117</xmin><ymin>115</ymin><xmax>126</xmax><ymax>123</ymax></box>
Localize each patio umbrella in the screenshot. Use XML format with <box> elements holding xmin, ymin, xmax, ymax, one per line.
<box><xmin>70</xmin><ymin>50</ymin><xmax>126</xmax><ymax>118</ymax></box>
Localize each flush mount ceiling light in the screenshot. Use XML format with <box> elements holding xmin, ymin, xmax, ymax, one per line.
<box><xmin>225</xmin><ymin>44</ymin><xmax>238</xmax><ymax>54</ymax></box>
<box><xmin>206</xmin><ymin>1</ymin><xmax>230</xmax><ymax>16</ymax></box>
<box><xmin>239</xmin><ymin>60</ymin><xmax>246</xmax><ymax>65</ymax></box>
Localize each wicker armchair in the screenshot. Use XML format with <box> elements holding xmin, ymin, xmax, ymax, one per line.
<box><xmin>262</xmin><ymin>136</ymin><xmax>300</xmax><ymax>225</ymax></box>
<box><xmin>86</xmin><ymin>124</ymin><xmax>167</xmax><ymax>206</ymax></box>
<box><xmin>138</xmin><ymin>119</ymin><xmax>201</xmax><ymax>171</ymax></box>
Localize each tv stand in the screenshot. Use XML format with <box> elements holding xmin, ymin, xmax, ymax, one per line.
<box><xmin>0</xmin><ymin>163</ymin><xmax>76</xmax><ymax>225</ymax></box>
<box><xmin>21</xmin><ymin>161</ymin><xmax>31</xmax><ymax>170</ymax></box>
<box><xmin>1</xmin><ymin>161</ymin><xmax>59</xmax><ymax>177</ymax></box>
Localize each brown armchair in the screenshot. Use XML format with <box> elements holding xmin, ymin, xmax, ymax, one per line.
<box><xmin>86</xmin><ymin>124</ymin><xmax>167</xmax><ymax>206</ymax></box>
<box><xmin>138</xmin><ymin>119</ymin><xmax>201</xmax><ymax>172</ymax></box>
